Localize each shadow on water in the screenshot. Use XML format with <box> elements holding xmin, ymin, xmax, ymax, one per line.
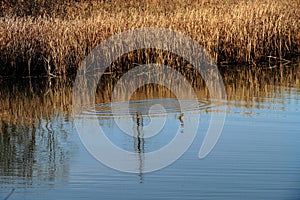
<box><xmin>0</xmin><ymin>62</ymin><xmax>299</xmax><ymax>190</ymax></box>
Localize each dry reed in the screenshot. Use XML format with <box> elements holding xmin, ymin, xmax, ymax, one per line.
<box><xmin>0</xmin><ymin>0</ymin><xmax>299</xmax><ymax>76</ymax></box>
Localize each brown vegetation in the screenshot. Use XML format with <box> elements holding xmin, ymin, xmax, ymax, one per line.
<box><xmin>0</xmin><ymin>0</ymin><xmax>299</xmax><ymax>76</ymax></box>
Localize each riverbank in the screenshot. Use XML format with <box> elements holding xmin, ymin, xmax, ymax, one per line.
<box><xmin>0</xmin><ymin>0</ymin><xmax>299</xmax><ymax>76</ymax></box>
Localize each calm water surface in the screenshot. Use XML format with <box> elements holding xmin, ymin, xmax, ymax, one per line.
<box><xmin>0</xmin><ymin>66</ymin><xmax>300</xmax><ymax>199</ymax></box>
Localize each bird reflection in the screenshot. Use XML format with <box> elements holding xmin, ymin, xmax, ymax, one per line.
<box><xmin>133</xmin><ymin>112</ymin><xmax>145</xmax><ymax>183</ymax></box>
<box><xmin>132</xmin><ymin>110</ymin><xmax>185</xmax><ymax>183</ymax></box>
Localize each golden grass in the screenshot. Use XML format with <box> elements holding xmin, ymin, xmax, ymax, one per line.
<box><xmin>0</xmin><ymin>0</ymin><xmax>299</xmax><ymax>76</ymax></box>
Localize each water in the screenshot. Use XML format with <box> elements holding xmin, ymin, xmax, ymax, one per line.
<box><xmin>0</xmin><ymin>66</ymin><xmax>300</xmax><ymax>199</ymax></box>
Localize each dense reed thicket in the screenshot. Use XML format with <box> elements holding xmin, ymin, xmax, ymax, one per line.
<box><xmin>0</xmin><ymin>0</ymin><xmax>299</xmax><ymax>76</ymax></box>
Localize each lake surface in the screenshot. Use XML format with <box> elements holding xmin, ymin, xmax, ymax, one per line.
<box><xmin>0</xmin><ymin>65</ymin><xmax>300</xmax><ymax>199</ymax></box>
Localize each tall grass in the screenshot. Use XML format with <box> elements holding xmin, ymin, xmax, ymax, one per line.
<box><xmin>0</xmin><ymin>0</ymin><xmax>299</xmax><ymax>76</ymax></box>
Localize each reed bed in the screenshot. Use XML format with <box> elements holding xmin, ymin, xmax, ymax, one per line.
<box><xmin>0</xmin><ymin>0</ymin><xmax>299</xmax><ymax>76</ymax></box>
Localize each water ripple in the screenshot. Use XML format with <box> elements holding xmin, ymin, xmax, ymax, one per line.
<box><xmin>81</xmin><ymin>98</ymin><xmax>215</xmax><ymax>118</ymax></box>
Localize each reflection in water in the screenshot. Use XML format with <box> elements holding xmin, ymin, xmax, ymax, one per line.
<box><xmin>0</xmin><ymin>63</ymin><xmax>299</xmax><ymax>190</ymax></box>
<box><xmin>133</xmin><ymin>112</ymin><xmax>145</xmax><ymax>183</ymax></box>
<box><xmin>0</xmin><ymin>79</ymin><xmax>75</xmax><ymax>188</ymax></box>
<box><xmin>0</xmin><ymin>122</ymin><xmax>36</xmax><ymax>181</ymax></box>
<box><xmin>92</xmin><ymin>64</ymin><xmax>300</xmax><ymax>114</ymax></box>
<box><xmin>1</xmin><ymin>65</ymin><xmax>299</xmax><ymax>124</ymax></box>
<box><xmin>0</xmin><ymin>116</ymin><xmax>75</xmax><ymax>187</ymax></box>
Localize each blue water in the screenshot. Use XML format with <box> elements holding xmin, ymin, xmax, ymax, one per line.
<box><xmin>0</xmin><ymin>87</ymin><xmax>299</xmax><ymax>199</ymax></box>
